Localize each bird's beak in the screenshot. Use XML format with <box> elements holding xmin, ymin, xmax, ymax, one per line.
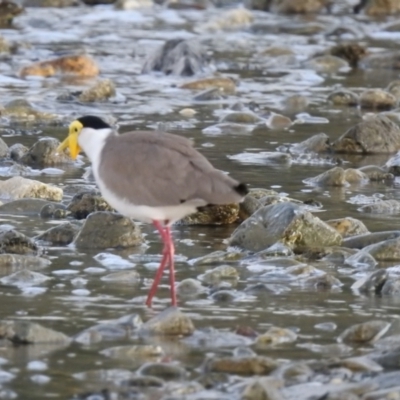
<box><xmin>56</xmin><ymin>127</ymin><xmax>81</xmax><ymax>160</ymax></box>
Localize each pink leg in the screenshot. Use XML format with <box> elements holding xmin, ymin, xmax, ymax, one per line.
<box><xmin>145</xmin><ymin>221</ymin><xmax>177</xmax><ymax>307</ymax></box>
<box><xmin>164</xmin><ymin>226</ymin><xmax>176</xmax><ymax>306</ymax></box>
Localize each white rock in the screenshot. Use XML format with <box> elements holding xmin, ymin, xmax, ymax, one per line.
<box><xmin>0</xmin><ymin>177</ymin><xmax>62</xmax><ymax>201</ymax></box>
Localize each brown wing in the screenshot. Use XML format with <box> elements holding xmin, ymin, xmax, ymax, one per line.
<box><xmin>98</xmin><ymin>130</ymin><xmax>245</xmax><ymax>207</ymax></box>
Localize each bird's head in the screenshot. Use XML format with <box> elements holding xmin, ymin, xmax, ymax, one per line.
<box><xmin>57</xmin><ymin>115</ymin><xmax>111</xmax><ymax>159</ymax></box>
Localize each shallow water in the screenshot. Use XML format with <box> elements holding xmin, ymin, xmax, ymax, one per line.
<box><xmin>1</xmin><ymin>1</ymin><xmax>400</xmax><ymax>398</ymax></box>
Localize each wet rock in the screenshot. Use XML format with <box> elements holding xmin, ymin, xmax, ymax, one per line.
<box><xmin>240</xmin><ymin>194</ymin><xmax>262</xmax><ymax>220</ymax></box>
<box><xmin>359</xmin><ymin>165</ymin><xmax>394</xmax><ymax>181</ymax></box>
<box><xmin>181</xmin><ymin>76</ymin><xmax>236</xmax><ymax>94</ymax></box>
<box><xmin>2</xmin><ymin>99</ymin><xmax>58</xmax><ymax>123</ymax></box>
<box><xmin>199</xmin><ymin>8</ymin><xmax>253</xmax><ymax>31</ymax></box>
<box><xmin>362</xmin><ymin>50</ymin><xmax>400</xmax><ymax>70</ymax></box>
<box><xmin>351</xmin><ymin>269</ymin><xmax>388</xmax><ymax>294</ymax></box>
<box><xmin>255</xmin><ymin>327</ymin><xmax>297</xmax><ymax>347</ymax></box>
<box><xmin>343</xmin><ymin>230</ymin><xmax>400</xmax><ymax>249</ymax></box>
<box><xmin>74</xmin><ymin>212</ymin><xmax>142</xmax><ymax>249</ymax></box>
<box><xmin>8</xmin><ymin>143</ymin><xmax>28</xmax><ymax>162</ymax></box>
<box><xmin>0</xmin><ymin>176</ymin><xmax>62</xmax><ymax>201</ymax></box>
<box><xmin>354</xmin><ymin>0</ymin><xmax>400</xmax><ymax>15</ymax></box>
<box><xmin>100</xmin><ymin>270</ymin><xmax>140</xmax><ymax>284</ymax></box>
<box><xmin>0</xmin><ymin>199</ymin><xmax>55</xmax><ymax>216</ymax></box>
<box><xmin>183</xmin><ymin>328</ymin><xmax>253</xmax><ymax>350</ymax></box>
<box><xmin>39</xmin><ymin>203</ymin><xmax>68</xmax><ymax>219</ymax></box>
<box><xmin>206</xmin><ymin>355</ymin><xmax>279</xmax><ymax>375</ymax></box>
<box><xmin>384</xmin><ymin>150</ymin><xmax>400</xmax><ymax>175</ymax></box>
<box><xmin>34</xmin><ymin>222</ymin><xmax>79</xmax><ymax>246</ymax></box>
<box><xmin>176</xmin><ymin>278</ymin><xmax>206</xmax><ymax>297</ymax></box>
<box><xmin>265</xmin><ymin>113</ymin><xmax>292</xmax><ymax>129</ymax></box>
<box><xmin>78</xmin><ymin>79</ymin><xmax>116</xmax><ymax>102</ymax></box>
<box><xmin>190</xmin><ymin>250</ymin><xmax>243</xmax><ymax>266</ymax></box>
<box><xmin>242</xmin><ymin>377</ymin><xmax>284</xmax><ymax>400</ymax></box>
<box><xmin>272</xmin><ymin>0</ymin><xmax>332</xmax><ymax>13</ymax></box>
<box><xmin>193</xmin><ymin>87</ymin><xmax>224</xmax><ymax>101</ymax></box>
<box><xmin>328</xmin><ymin>90</ymin><xmax>359</xmax><ymax>106</ymax></box>
<box><xmin>0</xmin><ymin>36</ymin><xmax>11</xmax><ymax>53</ymax></box>
<box><xmin>20</xmin><ymin>137</ymin><xmax>70</xmax><ymax>167</ymax></box>
<box><xmin>0</xmin><ymin>227</ymin><xmax>39</xmax><ymax>255</ymax></box>
<box><xmin>263</xmin><ymin>46</ymin><xmax>294</xmax><ymax>57</ymax></box>
<box><xmin>302</xmin><ymin>273</ymin><xmax>342</xmax><ymax>290</ymax></box>
<box><xmin>344</xmin><ymin>168</ymin><xmax>369</xmax><ymax>184</ymax></box>
<box><xmin>360</xmin><ymin>89</ymin><xmax>397</xmax><ymax>110</ymax></box>
<box><xmin>0</xmin><ymin>254</ymin><xmax>50</xmax><ymax>271</ymax></box>
<box><xmin>199</xmin><ymin>265</ymin><xmax>239</xmax><ymax>285</ymax></box>
<box><xmin>177</xmin><ymin>203</ymin><xmax>239</xmax><ymax>225</ymax></box>
<box><xmin>0</xmin><ymin>0</ymin><xmax>23</xmax><ymax>26</ymax></box>
<box><xmin>230</xmin><ymin>202</ymin><xmax>342</xmax><ymax>252</ymax></box>
<box><xmin>101</xmin><ymin>344</ymin><xmax>163</xmax><ymax>360</ymax></box>
<box><xmin>381</xmin><ymin>278</ymin><xmax>400</xmax><ymax>295</ymax></box>
<box><xmin>289</xmin><ymin>133</ymin><xmax>330</xmax><ymax>154</ymax></box>
<box><xmin>338</xmin><ymin>320</ymin><xmax>391</xmax><ymax>344</ymax></box>
<box><xmin>374</xmin><ymin>334</ymin><xmax>400</xmax><ymax>351</ymax></box>
<box><xmin>304</xmin><ymin>167</ymin><xmax>347</xmax><ymax>186</ymax></box>
<box><xmin>138</xmin><ymin>306</ymin><xmax>194</xmax><ymax>336</ymax></box>
<box><xmin>306</xmin><ymin>55</ymin><xmax>349</xmax><ymax>73</ymax></box>
<box><xmin>332</xmin><ymin>116</ymin><xmax>400</xmax><ymax>154</ymax></box>
<box><xmin>20</xmin><ymin>54</ymin><xmax>99</xmax><ymax>78</ymax></box>
<box><xmin>0</xmin><ymin>320</ymin><xmax>70</xmax><ymax>344</ymax></box>
<box><xmin>363</xmin><ymin>236</ymin><xmax>400</xmax><ymax>261</ymax></box>
<box><xmin>282</xmin><ymin>95</ymin><xmax>309</xmax><ymax>114</ymax></box>
<box><xmin>0</xmin><ymin>137</ymin><xmax>8</xmax><ymax>159</ymax></box>
<box><xmin>67</xmin><ymin>190</ymin><xmax>113</xmax><ymax>219</ymax></box>
<box><xmin>0</xmin><ymin>269</ymin><xmax>50</xmax><ymax>287</ymax></box>
<box><xmin>24</xmin><ymin>0</ymin><xmax>80</xmax><ymax>6</ymax></box>
<box><xmin>326</xmin><ymin>217</ymin><xmax>369</xmax><ymax>238</ymax></box>
<box><xmin>114</xmin><ymin>0</ymin><xmax>153</xmax><ymax>9</ymax></box>
<box><xmin>138</xmin><ymin>362</ymin><xmax>187</xmax><ymax>380</ymax></box>
<box><xmin>142</xmin><ymin>39</ymin><xmax>208</xmax><ymax>76</ymax></box>
<box><xmin>386</xmin><ymin>80</ymin><xmax>400</xmax><ymax>101</ymax></box>
<box><xmin>363</xmin><ymin>387</ymin><xmax>400</xmax><ymax>400</ymax></box>
<box><xmin>359</xmin><ymin>199</ymin><xmax>400</xmax><ymax>214</ymax></box>
<box><xmin>221</xmin><ymin>112</ymin><xmax>263</xmax><ymax>124</ymax></box>
<box><xmin>329</xmin><ymin>43</ymin><xmax>368</xmax><ymax>68</ymax></box>
<box><xmin>179</xmin><ymin>108</ymin><xmax>196</xmax><ymax>117</ymax></box>
<box><xmin>74</xmin><ymin>314</ymin><xmax>142</xmax><ymax>344</ymax></box>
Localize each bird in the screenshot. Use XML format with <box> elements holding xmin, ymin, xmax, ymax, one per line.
<box><xmin>57</xmin><ymin>115</ymin><xmax>248</xmax><ymax>307</ymax></box>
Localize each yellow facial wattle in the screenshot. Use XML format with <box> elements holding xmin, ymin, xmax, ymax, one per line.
<box><xmin>56</xmin><ymin>120</ymin><xmax>83</xmax><ymax>160</ymax></box>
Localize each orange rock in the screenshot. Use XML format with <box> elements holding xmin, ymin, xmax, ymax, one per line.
<box><xmin>20</xmin><ymin>55</ymin><xmax>99</xmax><ymax>78</ymax></box>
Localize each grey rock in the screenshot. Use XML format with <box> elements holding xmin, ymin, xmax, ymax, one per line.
<box><xmin>351</xmin><ymin>269</ymin><xmax>388</xmax><ymax>294</ymax></box>
<box><xmin>138</xmin><ymin>306</ymin><xmax>194</xmax><ymax>336</ymax></box>
<box><xmin>0</xmin><ymin>227</ymin><xmax>39</xmax><ymax>255</ymax></box>
<box><xmin>39</xmin><ymin>203</ymin><xmax>68</xmax><ymax>219</ymax></box>
<box><xmin>0</xmin><ymin>137</ymin><xmax>8</xmax><ymax>159</ymax></box>
<box><xmin>8</xmin><ymin>143</ymin><xmax>28</xmax><ymax>162</ymax></box>
<box><xmin>19</xmin><ymin>137</ymin><xmax>70</xmax><ymax>167</ymax></box>
<box><xmin>359</xmin><ymin>199</ymin><xmax>400</xmax><ymax>214</ymax></box>
<box><xmin>74</xmin><ymin>212</ymin><xmax>143</xmax><ymax>249</ymax></box>
<box><xmin>289</xmin><ymin>133</ymin><xmax>330</xmax><ymax>154</ymax></box>
<box><xmin>206</xmin><ymin>355</ymin><xmax>279</xmax><ymax>375</ymax></box>
<box><xmin>381</xmin><ymin>278</ymin><xmax>400</xmax><ymax>295</ymax></box>
<box><xmin>67</xmin><ymin>190</ymin><xmax>113</xmax><ymax>219</ymax></box>
<box><xmin>100</xmin><ymin>270</ymin><xmax>140</xmax><ymax>284</ymax></box>
<box><xmin>34</xmin><ymin>222</ymin><xmax>79</xmax><ymax>246</ymax></box>
<box><xmin>0</xmin><ymin>199</ymin><xmax>57</xmax><ymax>216</ymax></box>
<box><xmin>0</xmin><ymin>254</ymin><xmax>50</xmax><ymax>272</ymax></box>
<box><xmin>229</xmin><ymin>202</ymin><xmax>342</xmax><ymax>252</ymax></box>
<box><xmin>343</xmin><ymin>231</ymin><xmax>400</xmax><ymax>249</ymax></box>
<box><xmin>338</xmin><ymin>320</ymin><xmax>391</xmax><ymax>344</ymax></box>
<box><xmin>176</xmin><ymin>278</ymin><xmax>206</xmax><ymax>297</ymax></box>
<box><xmin>142</xmin><ymin>39</ymin><xmax>209</xmax><ymax>76</ymax></box>
<box><xmin>328</xmin><ymin>89</ymin><xmax>359</xmax><ymax>106</ymax></box>
<box><xmin>0</xmin><ymin>320</ymin><xmax>70</xmax><ymax>344</ymax></box>
<box><xmin>360</xmin><ymin>89</ymin><xmax>397</xmax><ymax>110</ymax></box>
<box><xmin>364</xmin><ymin>236</ymin><xmax>400</xmax><ymax>261</ymax></box>
<box><xmin>199</xmin><ymin>265</ymin><xmax>239</xmax><ymax>285</ymax></box>
<box><xmin>0</xmin><ymin>269</ymin><xmax>50</xmax><ymax>287</ymax></box>
<box><xmin>304</xmin><ymin>167</ymin><xmax>347</xmax><ymax>186</ymax></box>
<box><xmin>101</xmin><ymin>344</ymin><xmax>163</xmax><ymax>360</ymax></box>
<box><xmin>0</xmin><ymin>176</ymin><xmax>63</xmax><ymax>201</ymax></box>
<box><xmin>332</xmin><ymin>116</ymin><xmax>400</xmax><ymax>154</ymax></box>
<box><xmin>242</xmin><ymin>377</ymin><xmax>285</xmax><ymax>400</ymax></box>
<box><xmin>138</xmin><ymin>362</ymin><xmax>187</xmax><ymax>380</ymax></box>
<box><xmin>326</xmin><ymin>217</ymin><xmax>369</xmax><ymax>238</ymax></box>
<box><xmin>177</xmin><ymin>203</ymin><xmax>239</xmax><ymax>225</ymax></box>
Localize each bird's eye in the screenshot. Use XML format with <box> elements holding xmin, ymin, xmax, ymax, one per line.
<box><xmin>74</xmin><ymin>128</ymin><xmax>78</xmax><ymax>133</ymax></box>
